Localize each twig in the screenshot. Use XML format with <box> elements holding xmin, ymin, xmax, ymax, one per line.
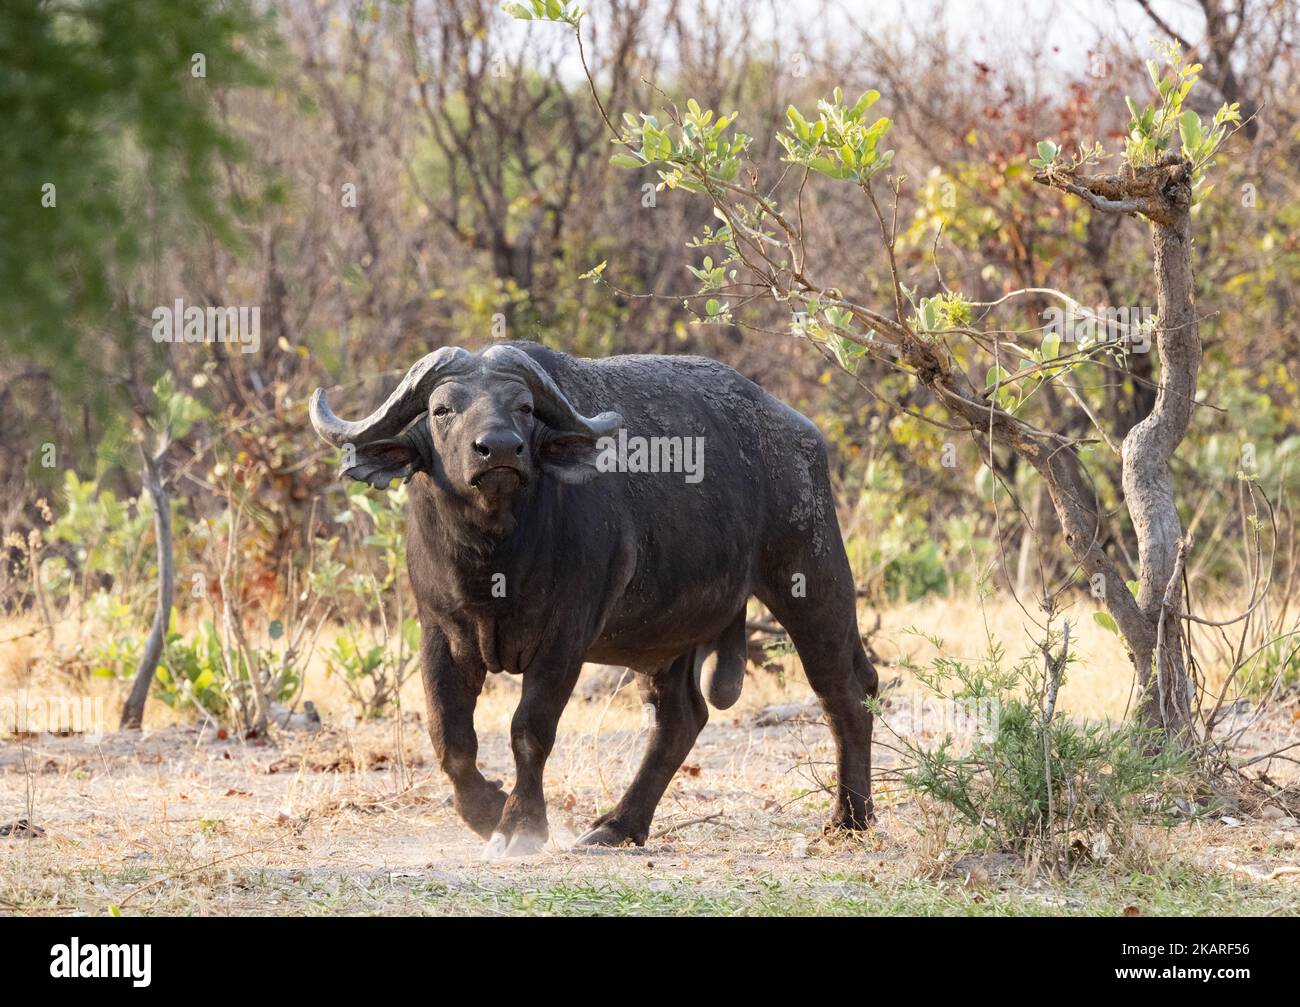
<box><xmin>650</xmin><ymin>812</ymin><xmax>724</xmax><ymax>840</ymax></box>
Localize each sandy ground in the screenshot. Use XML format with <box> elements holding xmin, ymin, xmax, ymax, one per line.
<box><xmin>1</xmin><ymin>682</ymin><xmax>884</xmax><ymax>912</ymax></box>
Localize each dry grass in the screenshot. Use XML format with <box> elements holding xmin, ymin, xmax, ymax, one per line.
<box><xmin>0</xmin><ymin>590</ymin><xmax>1263</xmax><ymax>729</ymax></box>
<box><xmin>2</xmin><ymin>595</ymin><xmax>1298</xmax><ymax>916</ymax></box>
<box><xmin>870</xmin><ymin>593</ymin><xmax>1269</xmax><ymax>721</ymax></box>
<box><xmin>870</xmin><ymin>594</ymin><xmax>1134</xmax><ymax>719</ymax></box>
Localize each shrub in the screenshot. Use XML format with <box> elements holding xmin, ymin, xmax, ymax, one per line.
<box><xmin>873</xmin><ymin>623</ymin><xmax>1197</xmax><ymax>873</ymax></box>
<box><xmin>155</xmin><ymin>619</ymin><xmax>234</xmax><ymax>716</ymax></box>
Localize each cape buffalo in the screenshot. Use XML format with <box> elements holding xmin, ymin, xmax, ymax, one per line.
<box><xmin>310</xmin><ymin>341</ymin><xmax>877</xmax><ymax>855</ymax></box>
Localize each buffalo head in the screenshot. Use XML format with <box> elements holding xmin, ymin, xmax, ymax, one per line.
<box><xmin>309</xmin><ymin>345</ymin><xmax>622</xmax><ymax>512</ymax></box>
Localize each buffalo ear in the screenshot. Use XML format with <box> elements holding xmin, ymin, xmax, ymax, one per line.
<box><xmin>340</xmin><ymin>423</ymin><xmax>433</xmax><ymax>489</ymax></box>
<box><xmin>341</xmin><ymin>439</ymin><xmax>420</xmax><ymax>489</ymax></box>
<box><xmin>537</xmin><ymin>428</ymin><xmax>612</xmax><ymax>485</ymax></box>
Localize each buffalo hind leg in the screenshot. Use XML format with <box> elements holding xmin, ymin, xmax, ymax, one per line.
<box><xmin>421</xmin><ymin>629</ymin><xmax>505</xmax><ymax>838</ymax></box>
<box><xmin>484</xmin><ymin>660</ymin><xmax>582</xmax><ymax>858</ymax></box>
<box><xmin>761</xmin><ymin>582</ymin><xmax>877</xmax><ymax>832</ymax></box>
<box><xmin>578</xmin><ymin>652</ymin><xmax>707</xmax><ymax>847</ymax></box>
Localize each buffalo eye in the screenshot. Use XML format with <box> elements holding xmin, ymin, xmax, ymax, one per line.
<box><xmin>432</xmin><ymin>405</ymin><xmax>452</xmax><ymax>418</ymax></box>
<box><xmin>518</xmin><ymin>403</ymin><xmax>533</xmax><ymax>415</ymax></box>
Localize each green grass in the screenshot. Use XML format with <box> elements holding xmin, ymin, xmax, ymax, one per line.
<box><xmin>7</xmin><ymin>854</ymin><xmax>1296</xmax><ymax>917</ymax></box>
<box><xmin>428</xmin><ymin>869</ymin><xmax>1298</xmax><ymax>918</ymax></box>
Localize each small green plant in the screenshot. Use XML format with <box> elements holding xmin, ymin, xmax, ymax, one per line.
<box><xmin>872</xmin><ymin>623</ymin><xmax>1197</xmax><ymax>873</ymax></box>
<box><xmin>112</xmin><ymin>615</ymin><xmax>302</xmax><ymax>722</ymax></box>
<box><xmin>42</xmin><ymin>470</ymin><xmax>155</xmax><ymax>609</ymax></box>
<box><xmin>1031</xmin><ymin>41</ymin><xmax>1241</xmax><ymax>199</ymax></box>
<box><xmin>1123</xmin><ymin>43</ymin><xmax>1241</xmax><ymax>186</ymax></box>
<box><xmin>503</xmin><ymin>0</ymin><xmax>582</xmax><ymax>26</ymax></box>
<box><xmin>155</xmin><ymin>618</ymin><xmax>234</xmax><ymax>716</ymax></box>
<box><xmin>85</xmin><ymin>591</ymin><xmax>142</xmax><ymax>681</ymax></box>
<box><xmin>324</xmin><ymin>619</ymin><xmax>421</xmax><ymax>718</ymax></box>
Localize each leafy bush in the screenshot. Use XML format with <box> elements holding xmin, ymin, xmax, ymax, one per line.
<box><xmin>85</xmin><ymin>591</ymin><xmax>142</xmax><ymax>681</ymax></box>
<box><xmin>85</xmin><ymin>611</ymin><xmax>300</xmax><ymax>722</ymax></box>
<box><xmin>42</xmin><ymin>470</ymin><xmax>154</xmax><ymax>606</ymax></box>
<box><xmin>843</xmin><ymin>456</ymin><xmax>994</xmax><ymax>602</ymax></box>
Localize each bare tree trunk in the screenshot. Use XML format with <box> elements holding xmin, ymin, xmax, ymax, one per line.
<box><xmin>1121</xmin><ymin>175</ymin><xmax>1199</xmax><ymax>735</ymax></box>
<box><xmin>120</xmin><ymin>444</ymin><xmax>173</xmax><ymax>731</ymax></box>
<box><xmin>1037</xmin><ymin>154</ymin><xmax>1201</xmax><ymax>737</ymax></box>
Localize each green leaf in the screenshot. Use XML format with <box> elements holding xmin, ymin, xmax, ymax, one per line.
<box><xmin>1036</xmin><ymin>140</ymin><xmax>1058</xmax><ymax>162</ymax></box>
<box><xmin>1093</xmin><ymin>611</ymin><xmax>1119</xmax><ymax>635</ymax></box>
<box><xmin>578</xmin><ymin>259</ymin><xmax>607</xmax><ymax>282</ymax></box>
<box><xmin>786</xmin><ymin>105</ymin><xmax>810</xmax><ymax>141</ymax></box>
<box><xmin>609</xmin><ymin>152</ymin><xmax>643</xmax><ymax>169</ymax></box>
<box><xmin>807</xmin><ymin>155</ymin><xmax>842</xmax><ymax>178</ymax></box>
<box><xmin>826</xmin><ymin>333</ymin><xmax>866</xmax><ymax>373</ymax></box>
<box><xmin>1177</xmin><ymin>109</ymin><xmax>1202</xmax><ymax>151</ymax></box>
<box><xmin>920</xmin><ymin>298</ymin><xmax>938</xmax><ymax>332</ymax></box>
<box><xmin>849</xmin><ymin>89</ymin><xmax>881</xmax><ymax>118</ymax></box>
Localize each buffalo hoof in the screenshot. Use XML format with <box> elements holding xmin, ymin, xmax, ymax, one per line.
<box><xmin>823</xmin><ymin>810</ymin><xmax>873</xmax><ymax>836</ymax></box>
<box><xmin>575</xmin><ymin>823</ymin><xmax>640</xmax><ymax>848</ymax></box>
<box><xmin>481</xmin><ymin>829</ymin><xmax>547</xmax><ymax>860</ymax></box>
<box><xmin>458</xmin><ymin>782</ymin><xmax>509</xmax><ymax>839</ymax></box>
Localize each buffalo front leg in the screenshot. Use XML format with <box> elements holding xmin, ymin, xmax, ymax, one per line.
<box><xmin>483</xmin><ymin>661</ymin><xmax>582</xmax><ymax>858</ymax></box>
<box><xmin>578</xmin><ymin>652</ymin><xmax>707</xmax><ymax>848</ymax></box>
<box><xmin>421</xmin><ymin>629</ymin><xmax>504</xmax><ymax>838</ymax></box>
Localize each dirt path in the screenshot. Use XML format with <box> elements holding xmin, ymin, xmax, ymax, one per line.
<box><xmin>1</xmin><ymin>703</ymin><xmax>898</xmax><ymax>913</ymax></box>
